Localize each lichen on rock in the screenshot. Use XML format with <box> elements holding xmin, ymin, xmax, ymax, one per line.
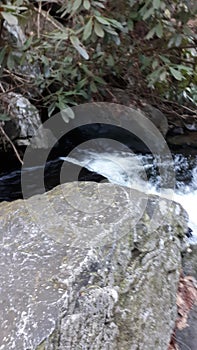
<box><xmin>0</xmin><ymin>182</ymin><xmax>189</xmax><ymax>349</ymax></box>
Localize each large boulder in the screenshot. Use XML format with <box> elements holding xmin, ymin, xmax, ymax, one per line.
<box><xmin>0</xmin><ymin>92</ymin><xmax>55</xmax><ymax>150</ymax></box>
<box><xmin>141</xmin><ymin>104</ymin><xmax>169</xmax><ymax>137</ymax></box>
<box><xmin>0</xmin><ymin>182</ymin><xmax>189</xmax><ymax>349</ymax></box>
<box><xmin>106</xmin><ymin>88</ymin><xmax>169</xmax><ymax>137</ymax></box>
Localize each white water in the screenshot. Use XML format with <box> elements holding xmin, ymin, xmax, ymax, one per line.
<box><xmin>1</xmin><ymin>150</ymin><xmax>196</xmax><ymax>242</ymax></box>
<box><xmin>61</xmin><ymin>150</ymin><xmax>197</xmax><ymax>243</ymax></box>
<box><xmin>174</xmin><ymin>168</ymin><xmax>197</xmax><ymax>243</ymax></box>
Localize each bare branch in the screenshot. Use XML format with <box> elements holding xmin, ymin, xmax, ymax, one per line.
<box><xmin>37</xmin><ymin>0</ymin><xmax>42</xmax><ymax>39</ymax></box>
<box><xmin>0</xmin><ymin>125</ymin><xmax>24</xmax><ymax>165</ymax></box>
<box><xmin>33</xmin><ymin>6</ymin><xmax>65</xmax><ymax>32</ymax></box>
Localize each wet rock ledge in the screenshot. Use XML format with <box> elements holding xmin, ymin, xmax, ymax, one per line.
<box><xmin>0</xmin><ymin>182</ymin><xmax>189</xmax><ymax>350</ymax></box>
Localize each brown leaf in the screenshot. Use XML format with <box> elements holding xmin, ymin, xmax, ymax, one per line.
<box><xmin>176</xmin><ymin>273</ymin><xmax>197</xmax><ymax>331</ymax></box>
<box><xmin>168</xmin><ymin>272</ymin><xmax>197</xmax><ymax>349</ymax></box>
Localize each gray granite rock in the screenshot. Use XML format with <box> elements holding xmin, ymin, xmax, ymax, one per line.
<box><xmin>0</xmin><ymin>92</ymin><xmax>56</xmax><ymax>149</ymax></box>
<box><xmin>141</xmin><ymin>104</ymin><xmax>169</xmax><ymax>137</ymax></box>
<box><xmin>167</xmin><ymin>132</ymin><xmax>197</xmax><ymax>148</ymax></box>
<box><xmin>106</xmin><ymin>88</ymin><xmax>169</xmax><ymax>137</ymax></box>
<box><xmin>182</xmin><ymin>244</ymin><xmax>197</xmax><ymax>280</ymax></box>
<box><xmin>175</xmin><ymin>245</ymin><xmax>197</xmax><ymax>350</ymax></box>
<box><xmin>175</xmin><ymin>304</ymin><xmax>197</xmax><ymax>350</ymax></box>
<box><xmin>0</xmin><ymin>182</ymin><xmax>189</xmax><ymax>349</ymax></box>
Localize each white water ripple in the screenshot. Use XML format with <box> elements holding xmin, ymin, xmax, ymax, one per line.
<box><xmin>61</xmin><ymin>151</ymin><xmax>197</xmax><ymax>243</ymax></box>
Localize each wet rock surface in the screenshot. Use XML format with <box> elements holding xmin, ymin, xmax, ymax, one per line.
<box><xmin>140</xmin><ymin>104</ymin><xmax>168</xmax><ymax>137</ymax></box>
<box><xmin>182</xmin><ymin>245</ymin><xmax>197</xmax><ymax>281</ymax></box>
<box><xmin>167</xmin><ymin>132</ymin><xmax>197</xmax><ymax>149</ymax></box>
<box><xmin>175</xmin><ymin>245</ymin><xmax>197</xmax><ymax>350</ymax></box>
<box><xmin>0</xmin><ymin>182</ymin><xmax>189</xmax><ymax>349</ymax></box>
<box><xmin>176</xmin><ymin>304</ymin><xmax>197</xmax><ymax>350</ymax></box>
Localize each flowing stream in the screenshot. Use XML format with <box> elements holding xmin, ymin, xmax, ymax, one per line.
<box><xmin>61</xmin><ymin>149</ymin><xmax>197</xmax><ymax>244</ymax></box>
<box><xmin>0</xmin><ymin>150</ymin><xmax>197</xmax><ymax>243</ymax></box>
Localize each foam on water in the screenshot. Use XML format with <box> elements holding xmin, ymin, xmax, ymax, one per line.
<box><xmin>173</xmin><ymin>166</ymin><xmax>197</xmax><ymax>243</ymax></box>
<box><xmin>61</xmin><ymin>151</ymin><xmax>197</xmax><ymax>243</ymax></box>
<box><xmin>174</xmin><ymin>191</ymin><xmax>197</xmax><ymax>243</ymax></box>
<box><xmin>1</xmin><ymin>150</ymin><xmax>196</xmax><ymax>242</ymax></box>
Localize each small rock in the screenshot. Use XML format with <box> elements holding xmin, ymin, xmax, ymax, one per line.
<box><xmin>167</xmin><ymin>132</ymin><xmax>197</xmax><ymax>148</ymax></box>
<box><xmin>141</xmin><ymin>104</ymin><xmax>169</xmax><ymax>137</ymax></box>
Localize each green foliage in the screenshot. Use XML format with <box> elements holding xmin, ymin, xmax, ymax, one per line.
<box><xmin>0</xmin><ymin>2</ymin><xmax>27</xmax><ymax>25</ymax></box>
<box><xmin>0</xmin><ymin>113</ymin><xmax>11</xmax><ymax>121</ymax></box>
<box><xmin>0</xmin><ymin>0</ymin><xmax>196</xmax><ymax>113</ymax></box>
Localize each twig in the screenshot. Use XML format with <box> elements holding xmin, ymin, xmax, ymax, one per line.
<box><xmin>0</xmin><ymin>83</ymin><xmax>25</xmax><ymax>97</ymax></box>
<box><xmin>146</xmin><ymin>94</ymin><xmax>196</xmax><ymax>114</ymax></box>
<box><xmin>140</xmin><ymin>45</ymin><xmax>197</xmax><ymax>54</ymax></box>
<box><xmin>0</xmin><ymin>125</ymin><xmax>24</xmax><ymax>165</ymax></box>
<box><xmin>37</xmin><ymin>0</ymin><xmax>41</xmax><ymax>39</ymax></box>
<box><xmin>167</xmin><ymin>54</ymin><xmax>195</xmax><ymax>66</ymax></box>
<box><xmin>4</xmin><ymin>68</ymin><xmax>33</xmax><ymax>84</ymax></box>
<box><xmin>33</xmin><ymin>6</ymin><xmax>65</xmax><ymax>32</ymax></box>
<box><xmin>0</xmin><ymin>82</ymin><xmax>5</xmax><ymax>93</ymax></box>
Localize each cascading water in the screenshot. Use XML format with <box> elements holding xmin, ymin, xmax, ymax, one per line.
<box><xmin>0</xmin><ymin>151</ymin><xmax>197</xmax><ymax>243</ymax></box>
<box><xmin>61</xmin><ymin>150</ymin><xmax>197</xmax><ymax>243</ymax></box>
